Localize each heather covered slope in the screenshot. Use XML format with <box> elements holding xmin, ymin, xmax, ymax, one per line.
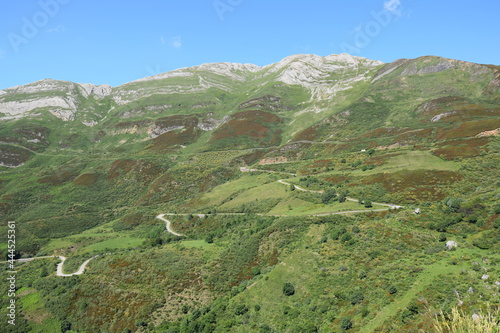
<box><xmin>0</xmin><ymin>54</ymin><xmax>499</xmax><ymax>332</ymax></box>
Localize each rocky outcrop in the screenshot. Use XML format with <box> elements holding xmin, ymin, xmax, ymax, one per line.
<box><xmin>79</xmin><ymin>83</ymin><xmax>112</xmax><ymax>98</ymax></box>
<box><xmin>263</xmin><ymin>54</ymin><xmax>383</xmax><ymax>101</ymax></box>
<box><xmin>0</xmin><ymin>79</ymin><xmax>111</xmax><ymax>121</ymax></box>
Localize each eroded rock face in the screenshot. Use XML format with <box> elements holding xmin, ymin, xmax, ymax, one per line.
<box><xmin>0</xmin><ymin>96</ymin><xmax>78</xmax><ymax>120</ymax></box>
<box><xmin>1</xmin><ymin>54</ymin><xmax>497</xmax><ymax>126</ymax></box>
<box><xmin>264</xmin><ymin>54</ymin><xmax>384</xmax><ymax>101</ymax></box>
<box><xmin>0</xmin><ymin>79</ymin><xmax>112</xmax><ymax>121</ymax></box>
<box><xmin>79</xmin><ymin>83</ymin><xmax>113</xmax><ymax>98</ymax></box>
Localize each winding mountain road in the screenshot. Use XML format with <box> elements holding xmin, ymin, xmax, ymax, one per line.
<box><xmin>11</xmin><ymin>166</ymin><xmax>403</xmax><ymax>277</ymax></box>
<box><xmin>156</xmin><ymin>214</ymin><xmax>184</xmax><ymax>236</ymax></box>
<box><xmin>56</xmin><ymin>255</ymin><xmax>98</xmax><ymax>277</ymax></box>
<box><xmin>10</xmin><ymin>255</ymin><xmax>98</xmax><ymax>277</ymax></box>
<box><xmin>277</xmin><ymin>179</ymin><xmax>404</xmax><ymax>209</ymax></box>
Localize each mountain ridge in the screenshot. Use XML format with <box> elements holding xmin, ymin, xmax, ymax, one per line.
<box><xmin>0</xmin><ymin>53</ymin><xmax>499</xmax><ymax>332</ymax></box>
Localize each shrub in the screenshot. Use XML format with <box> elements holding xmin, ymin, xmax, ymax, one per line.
<box><xmin>234</xmin><ymin>304</ymin><xmax>249</xmax><ymax>315</ymax></box>
<box><xmin>494</xmin><ymin>217</ymin><xmax>500</xmax><ymax>229</ymax></box>
<box><xmin>445</xmin><ymin>198</ymin><xmax>463</xmax><ymax>213</ymax></box>
<box><xmin>331</xmin><ymin>227</ymin><xmax>347</xmax><ymax>240</ymax></box>
<box><xmin>467</xmin><ymin>214</ymin><xmax>478</xmax><ymax>223</ymax></box>
<box><xmin>388</xmin><ymin>286</ymin><xmax>398</xmax><ymax>294</ymax></box>
<box><xmin>340</xmin><ymin>317</ymin><xmax>353</xmax><ymax>330</ymax></box>
<box><xmin>350</xmin><ymin>292</ymin><xmax>364</xmax><ymax>305</ymax></box>
<box><xmin>61</xmin><ymin>320</ymin><xmax>72</xmax><ymax>332</ymax></box>
<box><xmin>283</xmin><ymin>282</ymin><xmax>295</xmax><ymax>296</ymax></box>
<box><xmin>205</xmin><ymin>234</ymin><xmax>214</xmax><ymax>243</ymax></box>
<box><xmin>321</xmin><ymin>188</ymin><xmax>337</xmax><ymax>204</ymax></box>
<box><xmin>338</xmin><ymin>190</ymin><xmax>348</xmax><ymax>203</ymax></box>
<box><xmin>340</xmin><ymin>232</ymin><xmax>352</xmax><ymax>242</ymax></box>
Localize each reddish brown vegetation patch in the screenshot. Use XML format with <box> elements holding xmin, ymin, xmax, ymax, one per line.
<box><xmin>259</xmin><ymin>156</ymin><xmax>289</xmax><ymax>165</ymax></box>
<box><xmin>432</xmin><ymin>136</ymin><xmax>491</xmax><ymax>161</ymax></box>
<box><xmin>154</xmin><ymin>115</ymin><xmax>199</xmax><ymax>129</ymax></box>
<box><xmin>73</xmin><ymin>173</ymin><xmax>99</xmax><ymax>186</ymax></box>
<box><xmin>107</xmin><ymin>159</ymin><xmax>167</xmax><ymax>183</ymax></box>
<box><xmin>436</xmin><ymin>137</ymin><xmax>490</xmax><ymax>149</ymax></box>
<box><xmin>239</xmin><ymin>150</ymin><xmax>267</xmax><ymax>165</ymax></box>
<box><xmin>115</xmin><ymin>120</ymin><xmax>152</xmax><ymax>128</ymax></box>
<box><xmin>395</xmin><ymin>128</ymin><xmax>435</xmax><ymax>141</ymax></box>
<box><xmin>140</xmin><ymin>166</ymin><xmax>235</xmax><ymax>205</ymax></box>
<box><xmin>361</xmin><ymin>170</ymin><xmax>462</xmax><ymax>191</ymax></box>
<box><xmin>436</xmin><ymin>119</ymin><xmax>500</xmax><ymax>140</ymax></box>
<box><xmin>433</xmin><ymin>146</ymin><xmax>480</xmax><ymax>160</ymax></box>
<box><xmin>108</xmin><ymin>159</ymin><xmax>137</xmax><ymax>180</ymax></box>
<box><xmin>325</xmin><ymin>175</ymin><xmax>348</xmax><ymax>184</ymax></box>
<box><xmin>358</xmin><ymin>170</ymin><xmax>463</xmax><ymax>201</ymax></box>
<box><xmin>366</xmin><ymin>153</ymin><xmax>401</xmax><ymax>166</ymax></box>
<box><xmin>210</xmin><ymin>110</ymin><xmax>282</xmax><ymax>147</ymax></box>
<box><xmin>0</xmin><ymin>145</ymin><xmax>32</xmax><ymax>167</ymax></box>
<box><xmin>13</xmin><ymin>125</ymin><xmax>50</xmax><ymax>145</ymax></box>
<box><xmin>38</xmin><ymin>169</ymin><xmax>79</xmax><ymax>185</ymax></box>
<box><xmin>360</xmin><ymin>127</ymin><xmax>409</xmax><ymax>139</ymax></box>
<box><xmin>293</xmin><ymin>125</ymin><xmax>320</xmax><ymax>141</ymax></box>
<box><xmin>109</xmin><ymin>259</ymin><xmax>132</xmax><ymax>269</ymax></box>
<box><xmin>0</xmin><ymin>136</ymin><xmax>23</xmax><ymax>144</ymax></box>
<box><xmin>311</xmin><ymin>159</ymin><xmax>334</xmax><ymax>168</ymax></box>
<box><xmin>150</xmin><ymin>115</ymin><xmax>201</xmax><ymax>151</ymax></box>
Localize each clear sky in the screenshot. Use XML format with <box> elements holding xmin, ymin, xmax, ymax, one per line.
<box><xmin>0</xmin><ymin>0</ymin><xmax>499</xmax><ymax>89</ymax></box>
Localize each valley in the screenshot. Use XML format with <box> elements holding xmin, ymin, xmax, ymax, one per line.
<box><xmin>0</xmin><ymin>53</ymin><xmax>499</xmax><ymax>332</ymax></box>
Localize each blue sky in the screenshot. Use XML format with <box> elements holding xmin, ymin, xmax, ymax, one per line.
<box><xmin>0</xmin><ymin>0</ymin><xmax>499</xmax><ymax>89</ymax></box>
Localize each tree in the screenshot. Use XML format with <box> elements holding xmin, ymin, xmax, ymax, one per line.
<box><xmin>61</xmin><ymin>320</ymin><xmax>72</xmax><ymax>332</ymax></box>
<box><xmin>234</xmin><ymin>304</ymin><xmax>249</xmax><ymax>315</ymax></box>
<box><xmin>350</xmin><ymin>292</ymin><xmax>364</xmax><ymax>305</ymax></box>
<box><xmin>321</xmin><ymin>188</ymin><xmax>337</xmax><ymax>204</ymax></box>
<box><xmin>340</xmin><ymin>317</ymin><xmax>353</xmax><ymax>330</ymax></box>
<box><xmin>283</xmin><ymin>282</ymin><xmax>295</xmax><ymax>296</ymax></box>
<box><xmin>364</xmin><ymin>200</ymin><xmax>373</xmax><ymax>208</ymax></box>
<box><xmin>290</xmin><ymin>184</ymin><xmax>295</xmax><ymax>191</ymax></box>
<box><xmin>338</xmin><ymin>190</ymin><xmax>348</xmax><ymax>203</ymax></box>
<box><xmin>445</xmin><ymin>198</ymin><xmax>462</xmax><ymax>213</ymax></box>
<box><xmin>205</xmin><ymin>234</ymin><xmax>214</xmax><ymax>244</ymax></box>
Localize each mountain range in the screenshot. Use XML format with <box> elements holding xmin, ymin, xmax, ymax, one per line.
<box><xmin>0</xmin><ymin>54</ymin><xmax>499</xmax><ymax>333</ymax></box>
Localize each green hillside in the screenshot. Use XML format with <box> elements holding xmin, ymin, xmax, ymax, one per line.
<box><xmin>0</xmin><ymin>54</ymin><xmax>499</xmax><ymax>332</ymax></box>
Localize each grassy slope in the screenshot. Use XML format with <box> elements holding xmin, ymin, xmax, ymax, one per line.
<box><xmin>0</xmin><ymin>57</ymin><xmax>499</xmax><ymax>332</ymax></box>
